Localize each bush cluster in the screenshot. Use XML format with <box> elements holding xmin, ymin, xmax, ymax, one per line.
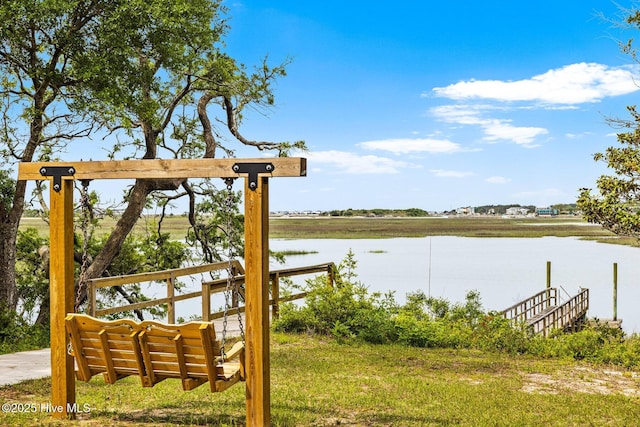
<box><xmin>273</xmin><ymin>251</ymin><xmax>640</xmax><ymax>368</ymax></box>
<box><xmin>0</xmin><ymin>304</ymin><xmax>49</xmax><ymax>355</ymax></box>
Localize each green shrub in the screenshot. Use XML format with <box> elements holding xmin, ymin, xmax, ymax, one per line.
<box><xmin>599</xmin><ymin>336</ymin><xmax>640</xmax><ymax>368</ymax></box>
<box><xmin>0</xmin><ymin>304</ymin><xmax>49</xmax><ymax>355</ymax></box>
<box><xmin>351</xmin><ymin>299</ymin><xmax>398</xmax><ymax>344</ymax></box>
<box><xmin>273</xmin><ymin>250</ymin><xmax>397</xmax><ymax>342</ymax></box>
<box><xmin>273</xmin><ymin>251</ymin><xmax>640</xmax><ymax>370</ymax></box>
<box><xmin>473</xmin><ymin>313</ymin><xmax>531</xmax><ymax>354</ymax></box>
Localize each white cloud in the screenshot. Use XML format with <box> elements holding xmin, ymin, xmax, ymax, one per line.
<box><xmin>430</xmin><ymin>169</ymin><xmax>474</xmax><ymax>178</ymax></box>
<box><xmin>358</xmin><ymin>138</ymin><xmax>465</xmax><ymax>154</ymax></box>
<box><xmin>432</xmin><ymin>63</ymin><xmax>640</xmax><ymax>105</ymax></box>
<box><xmin>565</xmin><ymin>132</ymin><xmax>592</xmax><ymax>139</ymax></box>
<box><xmin>430</xmin><ymin>105</ymin><xmax>547</xmax><ymax>147</ymax></box>
<box><xmin>481</xmin><ymin>120</ymin><xmax>547</xmax><ymax>147</ymax></box>
<box><xmin>306</xmin><ymin>150</ymin><xmax>419</xmax><ymax>174</ymax></box>
<box><xmin>485</xmin><ymin>176</ymin><xmax>511</xmax><ymax>184</ymax></box>
<box><xmin>430</xmin><ymin>104</ymin><xmax>489</xmax><ymax>126</ymax></box>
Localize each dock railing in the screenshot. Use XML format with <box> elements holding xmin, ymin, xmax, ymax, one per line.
<box><xmin>500</xmin><ymin>288</ymin><xmax>557</xmax><ymax>325</ymax></box>
<box><xmin>87</xmin><ymin>261</ymin><xmax>335</xmax><ymax>323</ymax></box>
<box><xmin>529</xmin><ymin>288</ymin><xmax>589</xmax><ymax>337</ymax></box>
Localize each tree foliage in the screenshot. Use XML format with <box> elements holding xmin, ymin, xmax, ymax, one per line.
<box><xmin>577</xmin><ymin>113</ymin><xmax>640</xmax><ymax>238</ymax></box>
<box><xmin>578</xmin><ymin>10</ymin><xmax>640</xmax><ymax>238</ymax></box>
<box><xmin>0</xmin><ymin>0</ymin><xmax>305</xmax><ymax>333</ymax></box>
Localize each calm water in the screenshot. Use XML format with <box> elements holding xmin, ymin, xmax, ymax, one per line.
<box><xmin>269</xmin><ymin>237</ymin><xmax>640</xmax><ymax>334</ymax></box>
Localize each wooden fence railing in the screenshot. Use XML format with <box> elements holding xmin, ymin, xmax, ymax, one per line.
<box><xmin>529</xmin><ymin>288</ymin><xmax>589</xmax><ymax>337</ymax></box>
<box><xmin>201</xmin><ymin>262</ymin><xmax>335</xmax><ymax>321</ymax></box>
<box><xmin>86</xmin><ymin>261</ymin><xmax>335</xmax><ymax>323</ymax></box>
<box><xmin>500</xmin><ymin>288</ymin><xmax>557</xmax><ymax>324</ymax></box>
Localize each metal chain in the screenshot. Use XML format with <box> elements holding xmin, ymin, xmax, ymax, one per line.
<box><xmin>75</xmin><ymin>180</ymin><xmax>91</xmax><ymax>313</ymax></box>
<box><xmin>229</xmin><ymin>179</ymin><xmax>246</xmax><ymax>345</ymax></box>
<box><xmin>220</xmin><ymin>177</ymin><xmax>245</xmax><ymax>361</ymax></box>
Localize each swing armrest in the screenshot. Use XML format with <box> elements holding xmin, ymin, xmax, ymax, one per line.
<box><xmin>223</xmin><ymin>341</ymin><xmax>244</xmax><ymax>361</ymax></box>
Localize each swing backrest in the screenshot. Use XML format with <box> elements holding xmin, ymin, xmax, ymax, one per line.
<box><xmin>138</xmin><ymin>320</ymin><xmax>226</xmax><ymax>392</ymax></box>
<box><xmin>65</xmin><ymin>314</ymin><xmax>145</xmax><ymax>384</ymax></box>
<box><xmin>65</xmin><ymin>313</ymin><xmax>244</xmax><ymax>393</ymax></box>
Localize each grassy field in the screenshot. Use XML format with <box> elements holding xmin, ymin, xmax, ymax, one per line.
<box><xmin>269</xmin><ymin>215</ymin><xmax>620</xmax><ymax>240</ymax></box>
<box><xmin>20</xmin><ymin>215</ymin><xmax>626</xmax><ymax>242</ymax></box>
<box><xmin>1</xmin><ymin>333</ymin><xmax>639</xmax><ymax>426</ymax></box>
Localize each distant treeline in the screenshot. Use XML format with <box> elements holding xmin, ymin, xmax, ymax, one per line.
<box><xmin>323</xmin><ymin>208</ymin><xmax>429</xmax><ymax>217</ymax></box>
<box><xmin>323</xmin><ymin>204</ymin><xmax>579</xmax><ymax>217</ymax></box>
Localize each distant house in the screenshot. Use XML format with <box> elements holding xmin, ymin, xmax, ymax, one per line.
<box><xmin>456</xmin><ymin>206</ymin><xmax>475</xmax><ymax>215</ymax></box>
<box><xmin>535</xmin><ymin>207</ymin><xmax>558</xmax><ymax>216</ymax></box>
<box><xmin>505</xmin><ymin>207</ymin><xmax>529</xmax><ymax>216</ymax></box>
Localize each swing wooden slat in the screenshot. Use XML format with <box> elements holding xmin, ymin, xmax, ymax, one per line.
<box><xmin>65</xmin><ymin>315</ymin><xmax>144</xmax><ymax>383</ymax></box>
<box><xmin>65</xmin><ymin>313</ymin><xmax>245</xmax><ymax>392</ymax></box>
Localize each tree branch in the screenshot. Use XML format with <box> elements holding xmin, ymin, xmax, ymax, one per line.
<box><xmin>161</xmin><ymin>76</ymin><xmax>192</xmax><ymax>132</ymax></box>
<box><xmin>222</xmin><ymin>96</ymin><xmax>280</xmax><ymax>151</ymax></box>
<box><xmin>197</xmin><ymin>92</ymin><xmax>217</xmax><ymax>158</ymax></box>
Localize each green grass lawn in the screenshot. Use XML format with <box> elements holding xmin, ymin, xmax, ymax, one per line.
<box><xmin>1</xmin><ymin>333</ymin><xmax>639</xmax><ymax>426</ymax></box>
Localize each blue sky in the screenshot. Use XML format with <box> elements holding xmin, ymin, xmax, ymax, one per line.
<box><xmin>220</xmin><ymin>1</ymin><xmax>640</xmax><ymax>212</ymax></box>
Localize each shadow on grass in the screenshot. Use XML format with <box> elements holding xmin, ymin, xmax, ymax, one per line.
<box><xmin>270</xmin><ymin>401</ymin><xmax>458</xmax><ymax>426</ymax></box>
<box><xmin>104</xmin><ymin>405</ymin><xmax>245</xmax><ymax>426</ymax></box>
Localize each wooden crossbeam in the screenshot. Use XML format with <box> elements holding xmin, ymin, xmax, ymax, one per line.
<box><xmin>18</xmin><ymin>157</ymin><xmax>306</xmax><ymax>181</ymax></box>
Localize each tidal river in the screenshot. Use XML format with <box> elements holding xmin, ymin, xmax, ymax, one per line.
<box><xmin>269</xmin><ymin>236</ymin><xmax>640</xmax><ymax>334</ymax></box>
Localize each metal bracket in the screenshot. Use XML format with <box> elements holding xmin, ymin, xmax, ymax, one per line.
<box><xmin>232</xmin><ymin>162</ymin><xmax>275</xmax><ymax>191</ymax></box>
<box><xmin>39</xmin><ymin>166</ymin><xmax>76</xmax><ymax>193</ymax></box>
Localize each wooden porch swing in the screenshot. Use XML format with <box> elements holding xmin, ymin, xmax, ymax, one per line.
<box><xmin>65</xmin><ymin>314</ymin><xmax>245</xmax><ymax>392</ymax></box>
<box><xmin>18</xmin><ymin>157</ymin><xmax>307</xmax><ymax>425</ymax></box>
<box><xmin>64</xmin><ymin>172</ymin><xmax>245</xmax><ymax>393</ymax></box>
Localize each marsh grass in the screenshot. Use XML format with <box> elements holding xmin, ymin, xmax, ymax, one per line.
<box><xmin>269</xmin><ymin>216</ymin><xmax>616</xmax><ymax>240</ymax></box>
<box><xmin>19</xmin><ymin>215</ymin><xmax>188</xmax><ymax>239</ymax></box>
<box><xmin>271</xmin><ymin>250</ymin><xmax>319</xmax><ymax>256</ymax></box>
<box><xmin>1</xmin><ymin>334</ymin><xmax>639</xmax><ymax>426</ymax></box>
<box><xmin>21</xmin><ymin>215</ymin><xmax>618</xmax><ymax>241</ymax></box>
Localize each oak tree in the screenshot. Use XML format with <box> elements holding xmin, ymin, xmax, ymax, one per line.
<box><xmin>0</xmin><ymin>0</ymin><xmax>303</xmax><ymax>325</ymax></box>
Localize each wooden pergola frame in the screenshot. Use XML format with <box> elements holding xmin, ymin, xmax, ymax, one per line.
<box><xmin>18</xmin><ymin>157</ymin><xmax>307</xmax><ymax>425</ymax></box>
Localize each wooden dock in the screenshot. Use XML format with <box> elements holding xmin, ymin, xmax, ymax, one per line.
<box><xmin>500</xmin><ymin>288</ymin><xmax>589</xmax><ymax>337</ymax></box>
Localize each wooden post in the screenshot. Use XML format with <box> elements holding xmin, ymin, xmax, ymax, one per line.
<box><xmin>49</xmin><ymin>178</ymin><xmax>76</xmax><ymax>419</ymax></box>
<box><xmin>327</xmin><ymin>263</ymin><xmax>334</xmax><ymax>287</ymax></box>
<box><xmin>546</xmin><ymin>261</ymin><xmax>551</xmax><ymax>308</ymax></box>
<box><xmin>202</xmin><ymin>282</ymin><xmax>211</xmax><ymax>322</ymax></box>
<box><xmin>89</xmin><ymin>279</ymin><xmax>97</xmax><ymax>317</ymax></box>
<box><xmin>243</xmin><ymin>176</ymin><xmax>270</xmax><ymax>426</ymax></box>
<box><xmin>272</xmin><ymin>273</ymin><xmax>280</xmax><ymax>320</ymax></box>
<box><xmin>613</xmin><ymin>262</ymin><xmax>618</xmax><ymax>321</ymax></box>
<box><xmin>167</xmin><ymin>274</ymin><xmax>175</xmax><ymax>324</ymax></box>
